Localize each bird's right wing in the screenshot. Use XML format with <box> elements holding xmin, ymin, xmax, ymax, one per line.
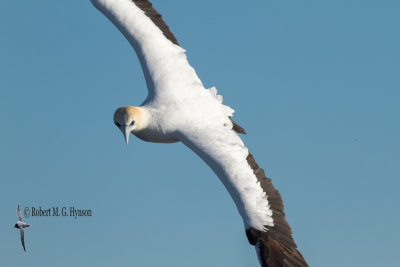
<box><xmin>90</xmin><ymin>0</ymin><xmax>206</xmax><ymax>101</ymax></box>
<box><xmin>19</xmin><ymin>228</ymin><xmax>26</xmax><ymax>252</ymax></box>
<box><xmin>180</xmin><ymin>127</ymin><xmax>308</xmax><ymax>266</ymax></box>
<box><xmin>17</xmin><ymin>205</ymin><xmax>22</xmax><ymax>222</ymax></box>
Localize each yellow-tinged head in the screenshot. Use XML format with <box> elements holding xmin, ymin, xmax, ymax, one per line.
<box><xmin>113</xmin><ymin>106</ymin><xmax>142</xmax><ymax>146</ymax></box>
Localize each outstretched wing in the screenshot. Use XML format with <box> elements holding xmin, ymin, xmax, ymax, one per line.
<box><xmin>17</xmin><ymin>204</ymin><xmax>22</xmax><ymax>222</ymax></box>
<box><xmin>181</xmin><ymin>127</ymin><xmax>308</xmax><ymax>266</ymax></box>
<box><xmin>19</xmin><ymin>227</ymin><xmax>26</xmax><ymax>252</ymax></box>
<box><xmin>90</xmin><ymin>0</ymin><xmax>205</xmax><ymax>101</ymax></box>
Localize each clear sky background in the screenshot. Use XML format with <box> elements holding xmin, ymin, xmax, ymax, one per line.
<box><xmin>1</xmin><ymin>0</ymin><xmax>399</xmax><ymax>266</ymax></box>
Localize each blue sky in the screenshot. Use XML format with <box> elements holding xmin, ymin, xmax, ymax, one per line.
<box><xmin>1</xmin><ymin>0</ymin><xmax>399</xmax><ymax>266</ymax></box>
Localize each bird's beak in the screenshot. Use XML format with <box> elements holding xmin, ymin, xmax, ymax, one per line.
<box><xmin>121</xmin><ymin>126</ymin><xmax>130</xmax><ymax>147</ymax></box>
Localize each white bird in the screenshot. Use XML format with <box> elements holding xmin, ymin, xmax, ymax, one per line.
<box><xmin>14</xmin><ymin>204</ymin><xmax>30</xmax><ymax>252</ymax></box>
<box><xmin>90</xmin><ymin>0</ymin><xmax>308</xmax><ymax>266</ymax></box>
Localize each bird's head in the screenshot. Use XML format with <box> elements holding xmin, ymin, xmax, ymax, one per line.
<box><xmin>113</xmin><ymin>106</ymin><xmax>142</xmax><ymax>146</ymax></box>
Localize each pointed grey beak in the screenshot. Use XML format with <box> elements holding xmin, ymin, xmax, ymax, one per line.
<box><xmin>121</xmin><ymin>126</ymin><xmax>130</xmax><ymax>146</ymax></box>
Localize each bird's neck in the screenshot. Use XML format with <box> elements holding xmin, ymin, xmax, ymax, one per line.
<box><xmin>132</xmin><ymin>106</ymin><xmax>149</xmax><ymax>132</ymax></box>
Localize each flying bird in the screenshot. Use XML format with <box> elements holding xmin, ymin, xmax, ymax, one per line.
<box><xmin>90</xmin><ymin>0</ymin><xmax>308</xmax><ymax>266</ymax></box>
<box><xmin>14</xmin><ymin>204</ymin><xmax>30</xmax><ymax>252</ymax></box>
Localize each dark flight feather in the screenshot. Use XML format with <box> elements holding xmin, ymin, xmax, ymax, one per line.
<box><xmin>246</xmin><ymin>153</ymin><xmax>308</xmax><ymax>267</ymax></box>
<box><xmin>131</xmin><ymin>0</ymin><xmax>179</xmax><ymax>45</ymax></box>
<box><xmin>230</xmin><ymin>117</ymin><xmax>246</xmax><ymax>134</ymax></box>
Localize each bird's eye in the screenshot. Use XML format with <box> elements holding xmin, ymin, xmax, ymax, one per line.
<box><xmin>130</xmin><ymin>120</ymin><xmax>135</xmax><ymax>126</ymax></box>
<box><xmin>114</xmin><ymin>122</ymin><xmax>121</xmax><ymax>127</ymax></box>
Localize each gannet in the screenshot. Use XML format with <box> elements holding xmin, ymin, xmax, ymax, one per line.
<box><xmin>91</xmin><ymin>0</ymin><xmax>308</xmax><ymax>266</ymax></box>
<box><xmin>14</xmin><ymin>204</ymin><xmax>30</xmax><ymax>252</ymax></box>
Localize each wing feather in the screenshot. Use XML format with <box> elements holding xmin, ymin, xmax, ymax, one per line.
<box><xmin>132</xmin><ymin>0</ymin><xmax>179</xmax><ymax>45</ymax></box>
<box><xmin>17</xmin><ymin>205</ymin><xmax>22</xmax><ymax>221</ymax></box>
<box><xmin>181</xmin><ymin>127</ymin><xmax>274</xmax><ymax>231</ymax></box>
<box><xmin>247</xmin><ymin>154</ymin><xmax>308</xmax><ymax>266</ymax></box>
<box><xmin>20</xmin><ymin>227</ymin><xmax>26</xmax><ymax>252</ymax></box>
<box><xmin>90</xmin><ymin>0</ymin><xmax>205</xmax><ymax>101</ymax></box>
<box><xmin>181</xmin><ymin>127</ymin><xmax>307</xmax><ymax>266</ymax></box>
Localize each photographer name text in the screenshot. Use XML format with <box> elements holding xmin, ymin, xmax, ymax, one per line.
<box><xmin>24</xmin><ymin>206</ymin><xmax>92</xmax><ymax>219</ymax></box>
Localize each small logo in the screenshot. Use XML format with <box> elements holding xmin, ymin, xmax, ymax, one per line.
<box><xmin>24</xmin><ymin>207</ymin><xmax>30</xmax><ymax>218</ymax></box>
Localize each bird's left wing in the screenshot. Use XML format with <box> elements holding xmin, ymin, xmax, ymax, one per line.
<box><xmin>19</xmin><ymin>228</ymin><xmax>26</xmax><ymax>252</ymax></box>
<box><xmin>180</xmin><ymin>127</ymin><xmax>308</xmax><ymax>266</ymax></box>
<box><xmin>17</xmin><ymin>205</ymin><xmax>22</xmax><ymax>221</ymax></box>
<box><xmin>90</xmin><ymin>0</ymin><xmax>205</xmax><ymax>101</ymax></box>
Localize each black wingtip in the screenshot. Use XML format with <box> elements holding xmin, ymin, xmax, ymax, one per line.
<box><xmin>132</xmin><ymin>0</ymin><xmax>179</xmax><ymax>45</ymax></box>
<box><xmin>246</xmin><ymin>153</ymin><xmax>308</xmax><ymax>266</ymax></box>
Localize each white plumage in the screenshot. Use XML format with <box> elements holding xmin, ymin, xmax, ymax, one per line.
<box><xmin>180</xmin><ymin>127</ymin><xmax>274</xmax><ymax>230</ymax></box>
<box><xmin>92</xmin><ymin>0</ymin><xmax>204</xmax><ymax>102</ymax></box>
